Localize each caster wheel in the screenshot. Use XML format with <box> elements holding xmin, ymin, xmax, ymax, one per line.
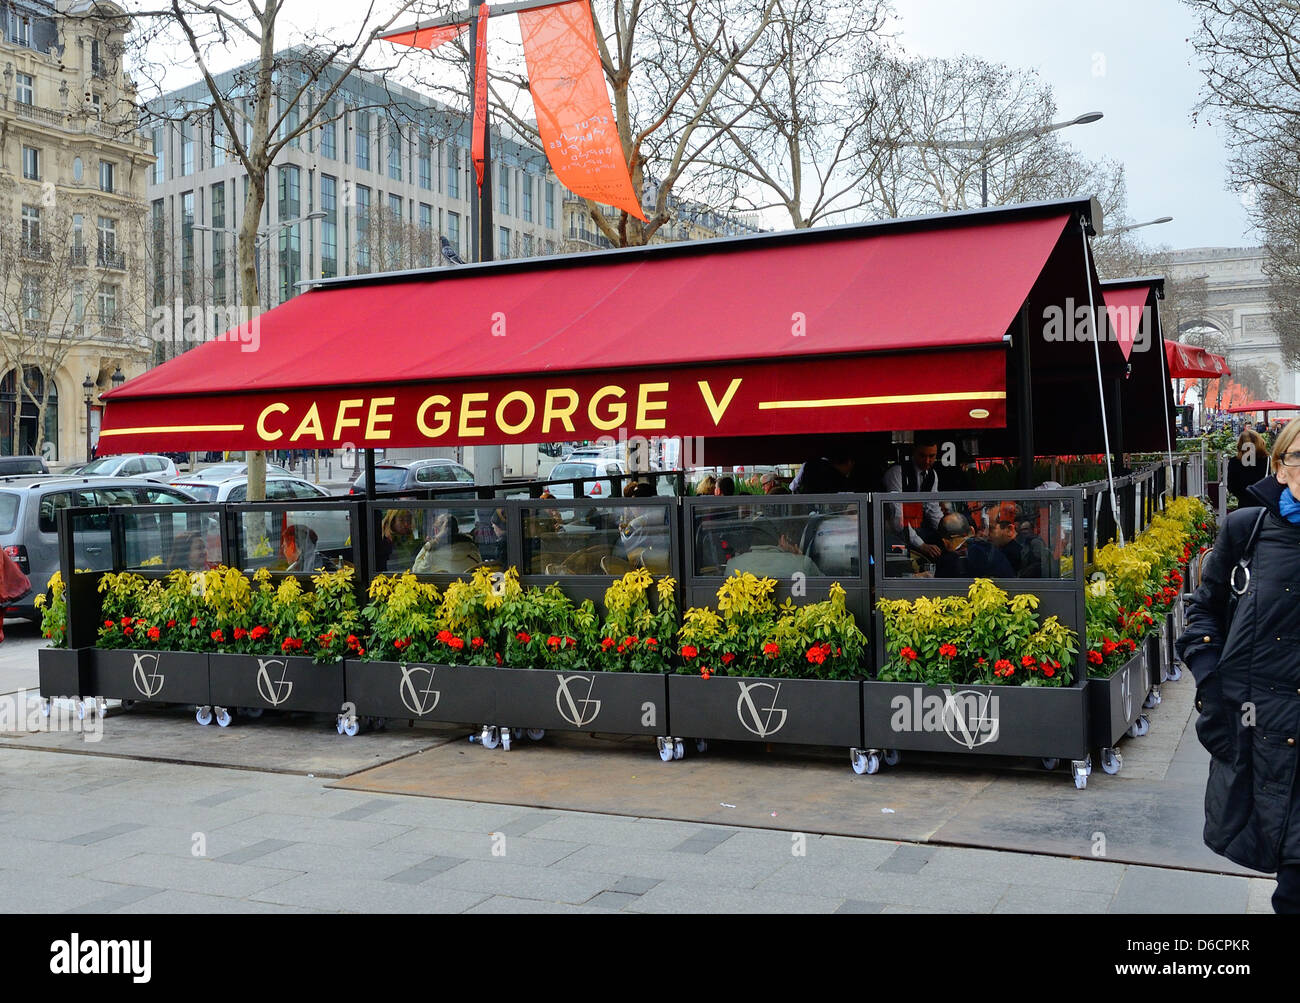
<box><xmin>1041</xmin><ymin>757</ymin><xmax>1060</xmax><ymax>772</ymax></box>
<box><xmin>480</xmin><ymin>726</ymin><xmax>500</xmax><ymax>750</ymax></box>
<box><xmin>1100</xmin><ymin>748</ymin><xmax>1123</xmax><ymax>775</ymax></box>
<box><xmin>526</xmin><ymin>728</ymin><xmax>545</xmax><ymax>741</ymax></box>
<box><xmin>196</xmin><ymin>706</ymin><xmax>212</xmax><ymax>726</ymax></box>
<box><xmin>342</xmin><ymin>716</ymin><xmax>360</xmax><ymax>737</ymax></box>
<box><xmin>241</xmin><ymin>707</ymin><xmax>264</xmax><ymax>719</ymax></box>
<box><xmin>883</xmin><ymin>749</ymin><xmax>901</xmax><ymax>768</ymax></box>
<box><xmin>674</xmin><ymin>739</ymin><xmax>685</xmax><ymax>760</ymax></box>
<box><xmin>336</xmin><ymin>716</ymin><xmax>346</xmax><ymax>735</ymax></box>
<box><xmin>658</xmin><ymin>738</ymin><xmax>674</xmax><ymax>763</ymax></box>
<box><xmin>695</xmin><ymin>739</ymin><xmax>708</xmax><ymax>754</ymax></box>
<box><xmin>1168</xmin><ymin>664</ymin><xmax>1182</xmax><ymax>682</ymax></box>
<box><xmin>512</xmin><ymin>728</ymin><xmax>524</xmax><ymax>740</ymax></box>
<box><xmin>215</xmin><ymin>707</ymin><xmax>232</xmax><ymax>728</ymax></box>
<box><xmin>501</xmin><ymin>730</ymin><xmax>512</xmax><ymax>752</ymax></box>
<box><xmin>1074</xmin><ymin>771</ymin><xmax>1088</xmax><ymax>791</ymax></box>
<box><xmin>863</xmin><ymin>752</ymin><xmax>881</xmax><ymax>775</ymax></box>
<box><xmin>121</xmin><ymin>699</ymin><xmax>136</xmax><ymax>711</ymax></box>
<box><xmin>1144</xmin><ymin>690</ymin><xmax>1162</xmax><ymax>709</ymax></box>
<box><xmin>850</xmin><ymin>749</ymin><xmax>869</xmax><ymax>775</ymax></box>
<box><xmin>1128</xmin><ymin>715</ymin><xmax>1150</xmax><ymax>739</ymax></box>
<box><xmin>374</xmin><ymin>718</ymin><xmax>388</xmax><ymax>731</ymax></box>
<box><xmin>1084</xmin><ymin>754</ymin><xmax>1093</xmax><ymax>777</ymax></box>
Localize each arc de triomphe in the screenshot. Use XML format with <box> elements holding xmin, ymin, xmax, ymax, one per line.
<box><xmin>1161</xmin><ymin>246</ymin><xmax>1297</xmax><ymax>404</ymax></box>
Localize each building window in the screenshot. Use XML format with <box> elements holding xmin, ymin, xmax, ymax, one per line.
<box><xmin>277</xmin><ymin>166</ymin><xmax>301</xmax><ymax>303</ymax></box>
<box><xmin>180</xmin><ymin>193</ymin><xmax>194</xmax><ymax>299</ymax></box>
<box><xmin>211</xmin><ymin>183</ymin><xmax>226</xmax><ymax>305</ymax></box>
<box><xmin>498</xmin><ymin>226</ymin><xmax>510</xmax><ymax>259</ymax></box>
<box><xmin>280</xmin><ymin>96</ymin><xmax>301</xmax><ymax>149</ymax></box>
<box><xmin>546</xmin><ymin>182</ymin><xmax>555</xmax><ymax>229</ymax></box>
<box><xmin>21</xmin><ymin>205</ymin><xmax>41</xmax><ymax>250</ymax></box>
<box><xmin>22</xmin><ymin>146</ymin><xmax>39</xmax><ymax>181</ymax></box>
<box><xmin>447</xmin><ymin>148</ymin><xmax>460</xmax><ymax>199</ymax></box>
<box><xmin>91</xmin><ymin>39</ymin><xmax>107</xmax><ymax>77</ymax></box>
<box><xmin>355</xmin><ymin>112</ymin><xmax>371</xmax><ymax>171</ymax></box>
<box><xmin>98</xmin><ymin>285</ymin><xmax>118</xmax><ymax>325</ymax></box>
<box><xmin>9</xmin><ymin>10</ymin><xmax>32</xmax><ymax>47</ymax></box>
<box><xmin>97</xmin><ymin>216</ymin><xmax>118</xmax><ymax>268</ymax></box>
<box><xmin>355</xmin><ymin>184</ymin><xmax>371</xmax><ymax>270</ymax></box>
<box><xmin>419</xmin><ymin>203</ymin><xmax>433</xmax><ymax>266</ymax></box>
<box><xmin>179</xmin><ymin>118</ymin><xmax>194</xmax><ymax>176</ymax></box>
<box><xmin>321</xmin><ymin>175</ymin><xmax>338</xmax><ymax>279</ymax></box>
<box><xmin>522</xmin><ymin>174</ymin><xmax>533</xmax><ymax>223</ymax></box>
<box><xmin>523</xmin><ymin>233</ymin><xmax>533</xmax><ymax>257</ymax></box>
<box><xmin>498</xmin><ymin>164</ymin><xmax>510</xmax><ymax>215</ymax></box>
<box><xmin>15</xmin><ymin>72</ymin><xmax>33</xmax><ymax>106</ymax></box>
<box><xmin>73</xmin><ymin>283</ymin><xmax>85</xmax><ymax>325</ymax></box>
<box><xmin>152</xmin><ymin>127</ymin><xmax>165</xmax><ymax>184</ymax></box>
<box><xmin>388</xmin><ymin>122</ymin><xmax>402</xmax><ymax>181</ymax></box>
<box><xmin>72</xmin><ymin>214</ymin><xmax>84</xmax><ymax>256</ymax></box>
<box><xmin>21</xmin><ymin>276</ymin><xmax>42</xmax><ymax>321</ymax></box>
<box><xmin>447</xmin><ymin>211</ymin><xmax>460</xmax><ymax>260</ymax></box>
<box><xmin>99</xmin><ymin>160</ymin><xmax>116</xmax><ymax>193</ymax></box>
<box><xmin>419</xmin><ymin>137</ymin><xmax>431</xmax><ymax>190</ymax></box>
<box><xmin>211</xmin><ymin>118</ymin><xmax>226</xmax><ymax>169</ymax></box>
<box><xmin>320</xmin><ymin>111</ymin><xmax>336</xmax><ymax>160</ymax></box>
<box><xmin>151</xmin><ymin>200</ymin><xmax>166</xmax><ymax>308</ymax></box>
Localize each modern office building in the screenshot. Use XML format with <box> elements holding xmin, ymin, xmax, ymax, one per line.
<box><xmin>0</xmin><ymin>0</ymin><xmax>153</xmax><ymax>460</ymax></box>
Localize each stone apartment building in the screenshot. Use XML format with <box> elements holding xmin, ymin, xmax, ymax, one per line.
<box><xmin>145</xmin><ymin>54</ymin><xmax>563</xmax><ymax>362</ymax></box>
<box><xmin>0</xmin><ymin>0</ymin><xmax>152</xmax><ymax>461</ymax></box>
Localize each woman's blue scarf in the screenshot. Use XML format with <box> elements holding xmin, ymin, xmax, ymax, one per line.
<box><xmin>1280</xmin><ymin>488</ymin><xmax>1300</xmax><ymax>525</ymax></box>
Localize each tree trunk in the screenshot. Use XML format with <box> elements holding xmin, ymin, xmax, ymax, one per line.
<box><xmin>240</xmin><ymin>162</ymin><xmax>268</xmax><ymax>501</ymax></box>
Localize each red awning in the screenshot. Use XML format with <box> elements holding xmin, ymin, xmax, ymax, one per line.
<box><xmin>100</xmin><ymin>205</ymin><xmax>1082</xmax><ymax>453</ymax></box>
<box><xmin>1165</xmin><ymin>341</ymin><xmax>1230</xmax><ymax>379</ymax></box>
<box><xmin>1101</xmin><ymin>278</ymin><xmax>1177</xmax><ymax>453</ymax></box>
<box><xmin>1103</xmin><ymin>283</ymin><xmax>1150</xmax><ymax>361</ymax></box>
<box><xmin>1225</xmin><ymin>401</ymin><xmax>1300</xmax><ymax>414</ymax></box>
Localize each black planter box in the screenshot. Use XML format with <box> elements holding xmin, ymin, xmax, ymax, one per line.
<box><xmin>1144</xmin><ymin>629</ymin><xmax>1166</xmax><ymax>689</ymax></box>
<box><xmin>37</xmin><ymin>648</ymin><xmax>89</xmax><ymax>699</ymax></box>
<box><xmin>345</xmin><ymin>660</ymin><xmax>497</xmax><ymax>725</ymax></box>
<box><xmin>86</xmin><ymin>648</ymin><xmax>210</xmax><ymax>705</ymax></box>
<box><xmin>1165</xmin><ymin>612</ymin><xmax>1179</xmax><ymax>672</ymax></box>
<box><xmin>862</xmin><ymin>680</ymin><xmax>1089</xmax><ymax>760</ymax></box>
<box><xmin>666</xmin><ymin>675</ymin><xmax>863</xmax><ymax>747</ymax></box>
<box><xmin>493</xmin><ymin>667</ymin><xmax>668</xmax><ymax>736</ymax></box>
<box><xmin>209</xmin><ymin>653</ymin><xmax>344</xmax><ymax>714</ymax></box>
<box><xmin>1087</xmin><ymin>652</ymin><xmax>1147</xmax><ymax>748</ymax></box>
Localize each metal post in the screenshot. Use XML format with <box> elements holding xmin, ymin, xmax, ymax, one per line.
<box><xmin>981</xmin><ymin>148</ymin><xmax>989</xmax><ymax>209</ymax></box>
<box><xmin>467</xmin><ymin>0</ymin><xmax>494</xmax><ymax>265</ymax></box>
<box><xmin>364</xmin><ymin>448</ymin><xmax>377</xmax><ymax>501</ymax></box>
<box><xmin>1016</xmin><ymin>304</ymin><xmax>1035</xmax><ymax>489</ymax></box>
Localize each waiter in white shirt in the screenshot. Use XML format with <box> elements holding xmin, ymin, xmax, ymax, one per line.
<box><xmin>882</xmin><ymin>439</ymin><xmax>943</xmax><ymax>561</ymax></box>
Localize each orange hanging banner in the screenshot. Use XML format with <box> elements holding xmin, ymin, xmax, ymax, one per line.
<box><xmin>382</xmin><ymin>22</ymin><xmax>468</xmax><ymax>50</ymax></box>
<box><xmin>519</xmin><ymin>0</ymin><xmax>646</xmax><ymax>221</ymax></box>
<box><xmin>471</xmin><ymin>2</ymin><xmax>490</xmax><ymax>193</ymax></box>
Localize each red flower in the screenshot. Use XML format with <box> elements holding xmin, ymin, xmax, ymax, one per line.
<box><xmin>123</xmin><ymin>626</ymin><xmax>134</xmax><ymax>637</ymax></box>
<box><xmin>994</xmin><ymin>659</ymin><xmax>1014</xmax><ymax>676</ymax></box>
<box><xmin>1101</xmin><ymin>638</ymin><xmax>1118</xmax><ymax>657</ymax></box>
<box><xmin>1021</xmin><ymin>656</ymin><xmax>1037</xmax><ymax>668</ymax></box>
<box><xmin>701</xmin><ymin>668</ymin><xmax>711</xmax><ymax>680</ymax></box>
<box><xmin>900</xmin><ymin>647</ymin><xmax>919</xmax><ymax>662</ymax></box>
<box><xmin>448</xmin><ymin>637</ymin><xmax>464</xmax><ymax>651</ymax></box>
<box><xmin>516</xmin><ymin>631</ymin><xmax>531</xmax><ymax>644</ymax></box>
<box><xmin>437</xmin><ymin>629</ymin><xmax>453</xmax><ymax>644</ymax></box>
<box><xmin>976</xmin><ymin>657</ymin><xmax>987</xmax><ymax>667</ymax></box>
<box><xmin>103</xmin><ymin>620</ymin><xmax>114</xmax><ymax>629</ymax></box>
<box><xmin>547</xmin><ymin>635</ymin><xmax>562</xmax><ymax>650</ymax></box>
<box><xmin>565</xmin><ymin>637</ymin><xmax>576</xmax><ymax>648</ymax></box>
<box><xmin>807</xmin><ymin>647</ymin><xmax>827</xmax><ymax>665</ymax></box>
<box><xmin>1043</xmin><ymin>664</ymin><xmax>1056</xmax><ymax>678</ymax></box>
<box><xmin>318</xmin><ymin>632</ymin><xmax>335</xmax><ymax>645</ymax></box>
<box><xmin>190</xmin><ymin>617</ymin><xmax>199</xmax><ymax>627</ymax></box>
<box><xmin>121</xmin><ymin>617</ymin><xmax>132</xmax><ymax>626</ymax></box>
<box><xmin>281</xmin><ymin>637</ymin><xmax>303</xmax><ymax>652</ymax></box>
<box><xmin>1121</xmin><ymin>639</ymin><xmax>1137</xmax><ymax>653</ymax></box>
<box><xmin>233</xmin><ymin>627</ymin><xmax>248</xmax><ymax>640</ymax></box>
<box><xmin>146</xmin><ymin>626</ymin><xmax>161</xmax><ymax>641</ymax></box>
<box><xmin>601</xmin><ymin>637</ymin><xmax>616</xmax><ymax>650</ymax></box>
<box><xmin>166</xmin><ymin>619</ymin><xmax>177</xmax><ymax>628</ymax></box>
<box><xmin>763</xmin><ymin>642</ymin><xmax>779</xmax><ymax>657</ymax></box>
<box><xmin>681</xmin><ymin>645</ymin><xmax>699</xmax><ymax>660</ymax></box>
<box><xmin>393</xmin><ymin>638</ymin><xmax>408</xmax><ymax>650</ymax></box>
<box><xmin>472</xmin><ymin>637</ymin><xmax>485</xmax><ymax>649</ymax></box>
<box><xmin>346</xmin><ymin>634</ymin><xmax>361</xmax><ymax>649</ymax></box>
<box><xmin>644</xmin><ymin>637</ymin><xmax>658</xmax><ymax>647</ymax></box>
<box><xmin>939</xmin><ymin>644</ymin><xmax>958</xmax><ymax>659</ymax></box>
<box><xmin>210</xmin><ymin>629</ymin><xmax>224</xmax><ymax>642</ymax></box>
<box><xmin>1088</xmin><ymin>650</ymin><xmax>1104</xmax><ymax>665</ymax></box>
<box><xmin>721</xmin><ymin>652</ymin><xmax>735</xmax><ymax>665</ymax></box>
<box><xmin>250</xmin><ymin>625</ymin><xmax>269</xmax><ymax>640</ymax></box>
<box><xmin>495</xmin><ymin>652</ymin><xmax>503</xmax><ymax>665</ymax></box>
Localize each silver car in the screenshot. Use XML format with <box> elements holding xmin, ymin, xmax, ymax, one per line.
<box><xmin>0</xmin><ymin>475</ymin><xmax>200</xmax><ymax>620</ymax></box>
<box><xmin>76</xmin><ymin>454</ymin><xmax>179</xmax><ymax>482</ymax></box>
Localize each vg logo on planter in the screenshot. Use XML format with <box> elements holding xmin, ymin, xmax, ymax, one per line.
<box><xmin>398</xmin><ymin>665</ymin><xmax>441</xmax><ymax>717</ymax></box>
<box><xmin>554</xmin><ymin>674</ymin><xmax>601</xmax><ymax>728</ymax></box>
<box><xmin>889</xmin><ymin>687</ymin><xmax>1001</xmax><ymax>749</ymax></box>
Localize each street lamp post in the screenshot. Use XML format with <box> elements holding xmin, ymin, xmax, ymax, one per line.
<box><xmin>1106</xmin><ymin>217</ymin><xmax>1174</xmax><ymax>237</ymax></box>
<box><xmin>82</xmin><ymin>375</ymin><xmax>95</xmax><ymax>462</ymax></box>
<box><xmin>902</xmin><ymin>112</ymin><xmax>1104</xmax><ymax>208</ymax></box>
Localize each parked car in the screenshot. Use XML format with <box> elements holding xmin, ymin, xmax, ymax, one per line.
<box><xmin>348</xmin><ymin>458</ymin><xmax>475</xmax><ymax>495</ymax></box>
<box><xmin>545</xmin><ymin>458</ymin><xmax>630</xmax><ymax>499</ymax></box>
<box><xmin>75</xmin><ymin>453</ymin><xmax>179</xmax><ymax>482</ymax></box>
<box><xmin>0</xmin><ymin>456</ymin><xmax>49</xmax><ymax>476</ymax></box>
<box><xmin>0</xmin><ymin>475</ymin><xmax>201</xmax><ymax>621</ymax></box>
<box><xmin>172</xmin><ymin>462</ymin><xmax>291</xmax><ymax>484</ymax></box>
<box><xmin>172</xmin><ymin>475</ymin><xmax>353</xmax><ymax>570</ymax></box>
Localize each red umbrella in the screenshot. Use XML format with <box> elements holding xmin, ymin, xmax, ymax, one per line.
<box><xmin>1224</xmin><ymin>401</ymin><xmax>1300</xmax><ymax>414</ymax></box>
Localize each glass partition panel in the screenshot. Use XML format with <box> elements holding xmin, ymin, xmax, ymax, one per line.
<box><xmin>690</xmin><ymin>501</ymin><xmax>861</xmax><ymax>578</ymax></box>
<box><xmin>881</xmin><ymin>496</ymin><xmax>1075</xmax><ymax>581</ymax></box>
<box><xmin>121</xmin><ymin>507</ymin><xmax>222</xmax><ymax>570</ymax></box>
<box><xmin>522</xmin><ymin>500</ymin><xmax>671</xmax><ymax>576</ymax></box>
<box><xmin>373</xmin><ymin>505</ymin><xmax>508</xmax><ymax>574</ymax></box>
<box><xmin>236</xmin><ymin>507</ymin><xmax>353</xmax><ymax>573</ymax></box>
<box><xmin>67</xmin><ymin>507</ymin><xmax>113</xmax><ymax>573</ymax></box>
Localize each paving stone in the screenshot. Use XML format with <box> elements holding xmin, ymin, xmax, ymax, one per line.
<box><xmin>627</xmin><ymin>882</ymin><xmax>841</xmax><ymax>914</ymax></box>
<box><xmin>1247</xmin><ymin>878</ymin><xmax>1276</xmax><ymax>915</ymax></box>
<box><xmin>526</xmin><ymin>815</ymin><xmax>706</xmax><ymax>851</ymax></box>
<box><xmin>1110</xmin><ymin>866</ymin><xmax>1251</xmax><ymax>914</ymax></box>
<box><xmin>378</xmin><ymin>826</ymin><xmax>584</xmax><ymax>866</ymax></box>
<box><xmin>756</xmin><ymin>861</ymin><xmax>1009</xmax><ymax>912</ymax></box>
<box><xmin>192</xmin><ymin>788</ymin><xmax>257</xmax><ymax>807</ymax></box>
<box><xmin>93</xmin><ymin>852</ymin><xmax>302</xmax><ymax>899</ymax></box>
<box><xmin>462</xmin><ymin>895</ymin><xmax>618</xmax><ymax>915</ymax></box>
<box><xmin>0</xmin><ymin>867</ymin><xmax>155</xmax><ymax>913</ymax></box>
<box><xmin>332</xmin><ymin>798</ymin><xmax>397</xmax><ymax>821</ymax></box>
<box><xmin>921</xmin><ymin>846</ymin><xmax>1127</xmax><ymax>894</ymax></box>
<box><xmin>213</xmin><ymin>838</ymin><xmax>298</xmax><ymax>865</ymax></box>
<box><xmin>994</xmin><ymin>885</ymin><xmax>1114</xmax><ymax>913</ymax></box>
<box><xmin>835</xmin><ymin>900</ymin><xmax>886</xmax><ymax>913</ymax></box>
<box><xmin>499</xmin><ymin>811</ymin><xmax>563</xmax><ymax>837</ymax></box>
<box><xmin>672</xmin><ymin>828</ymin><xmax>735</xmax><ymax>854</ymax></box>
<box><xmin>113</xmin><ymin>890</ymin><xmax>325</xmax><ymax>914</ymax></box>
<box><xmin>211</xmin><ymin>812</ymin><xmax>414</xmax><ymax>850</ymax></box>
<box><xmin>385</xmin><ymin>856</ymin><xmax>466</xmax><ymax>885</ymax></box>
<box><xmin>585</xmin><ymin>891</ymin><xmax>641</xmax><ymax>910</ymax></box>
<box><xmin>65</xmin><ymin>884</ymin><xmax>164</xmax><ymax>914</ymax></box>
<box><xmin>429</xmin><ymin>859</ymin><xmax>620</xmax><ymax>905</ymax></box>
<box><xmin>61</xmin><ymin>822</ymin><xmax>145</xmax><ymax>846</ymax></box>
<box><xmin>554</xmin><ymin>844</ymin><xmax>784</xmax><ymax>889</ymax></box>
<box><xmin>875</xmin><ymin>844</ymin><xmax>935</xmax><ymax>874</ymax></box>
<box><xmin>248</xmin><ymin>873</ymin><xmax>489</xmax><ymax>913</ymax></box>
<box><xmin>609</xmin><ymin>875</ymin><xmax>660</xmax><ymax>895</ymax></box>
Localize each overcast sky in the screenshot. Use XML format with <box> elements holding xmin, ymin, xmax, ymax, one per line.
<box><xmin>892</xmin><ymin>0</ymin><xmax>1250</xmax><ymax>251</ymax></box>
<box><xmin>150</xmin><ymin>0</ymin><xmax>1250</xmax><ymax>251</ymax></box>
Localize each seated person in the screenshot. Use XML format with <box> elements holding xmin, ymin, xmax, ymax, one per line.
<box><xmin>933</xmin><ymin>512</ymin><xmax>1014</xmax><ymax>579</ymax></box>
<box><xmin>376</xmin><ymin>508</ymin><xmax>418</xmax><ymax>571</ymax></box>
<box><xmin>471</xmin><ymin>508</ymin><xmax>509</xmax><ymax>566</ymax></box>
<box><xmin>411</xmin><ymin>514</ymin><xmax>482</xmax><ymax>573</ymax></box>
<box><xmin>280</xmin><ymin>524</ymin><xmax>328</xmax><ymax>573</ymax></box>
<box><xmin>986</xmin><ymin>502</ymin><xmax>1024</xmax><ymax>572</ymax></box>
<box><xmin>169</xmin><ymin>532</ymin><xmax>211</xmax><ymax>570</ymax></box>
<box><xmin>726</xmin><ymin>521</ymin><xmax>823</xmax><ymax>579</ymax></box>
<box><xmin>1015</xmin><ymin>512</ymin><xmax>1050</xmax><ymax>578</ymax></box>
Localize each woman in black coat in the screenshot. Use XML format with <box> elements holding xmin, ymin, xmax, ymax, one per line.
<box><xmin>1177</xmin><ymin>419</ymin><xmax>1300</xmax><ymax>911</ymax></box>
<box><xmin>1226</xmin><ymin>427</ymin><xmax>1270</xmax><ymax>509</ymax></box>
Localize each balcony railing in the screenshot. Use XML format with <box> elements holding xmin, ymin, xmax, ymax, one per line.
<box><xmin>19</xmin><ymin>240</ymin><xmax>51</xmax><ymax>262</ymax></box>
<box><xmin>97</xmin><ymin>248</ymin><xmax>126</xmax><ymax>270</ymax></box>
<box><xmin>69</xmin><ymin>246</ymin><xmax>88</xmax><ymax>267</ymax></box>
<box><xmin>4</xmin><ymin>99</ymin><xmax>145</xmax><ymax>145</ymax></box>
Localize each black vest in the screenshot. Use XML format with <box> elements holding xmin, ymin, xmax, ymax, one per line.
<box><xmin>901</xmin><ymin>464</ymin><xmax>937</xmax><ymax>493</ymax></box>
